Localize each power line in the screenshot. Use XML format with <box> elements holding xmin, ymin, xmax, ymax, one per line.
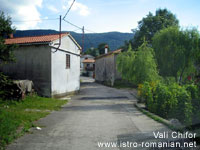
<box><xmin>63</xmin><ymin>0</ymin><xmax>75</xmax><ymax>20</ymax></box>
<box><xmin>71</xmin><ymin>28</ymin><xmax>82</xmax><ymax>32</ymax></box>
<box><xmin>63</xmin><ymin>19</ymin><xmax>97</xmax><ymax>33</ymax></box>
<box><xmin>63</xmin><ymin>19</ymin><xmax>82</xmax><ymax>30</ymax></box>
<box><xmin>12</xmin><ymin>18</ymin><xmax>59</xmax><ymax>22</ymax></box>
<box><xmin>63</xmin><ymin>19</ymin><xmax>128</xmax><ymax>49</ymax></box>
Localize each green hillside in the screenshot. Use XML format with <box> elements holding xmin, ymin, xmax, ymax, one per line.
<box><xmin>14</xmin><ymin>30</ymin><xmax>134</xmax><ymax>51</ymax></box>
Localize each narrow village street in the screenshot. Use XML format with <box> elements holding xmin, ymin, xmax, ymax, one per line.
<box><xmin>7</xmin><ymin>77</ymin><xmax>170</xmax><ymax>150</ymax></box>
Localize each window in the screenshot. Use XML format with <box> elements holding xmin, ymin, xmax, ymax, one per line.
<box><xmin>66</xmin><ymin>54</ymin><xmax>70</xmax><ymax>69</ymax></box>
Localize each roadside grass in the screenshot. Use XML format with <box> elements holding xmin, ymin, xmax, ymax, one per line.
<box><xmin>134</xmin><ymin>104</ymin><xmax>181</xmax><ymax>131</ymax></box>
<box><xmin>135</xmin><ymin>103</ymin><xmax>200</xmax><ymax>145</ymax></box>
<box><xmin>0</xmin><ymin>95</ymin><xmax>67</xmax><ymax>149</ymax></box>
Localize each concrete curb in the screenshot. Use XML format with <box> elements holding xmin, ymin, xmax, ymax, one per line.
<box><xmin>134</xmin><ymin>103</ymin><xmax>184</xmax><ymax>131</ymax></box>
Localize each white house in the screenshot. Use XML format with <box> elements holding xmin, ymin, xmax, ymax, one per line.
<box><xmin>80</xmin><ymin>54</ymin><xmax>94</xmax><ymax>69</ymax></box>
<box><xmin>1</xmin><ymin>33</ymin><xmax>81</xmax><ymax>97</ymax></box>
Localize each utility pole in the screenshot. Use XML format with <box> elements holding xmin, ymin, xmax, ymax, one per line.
<box><xmin>59</xmin><ymin>15</ymin><xmax>61</xmax><ymax>45</ymax></box>
<box><xmin>53</xmin><ymin>15</ymin><xmax>61</xmax><ymax>53</ymax></box>
<box><xmin>82</xmin><ymin>26</ymin><xmax>84</xmax><ymax>53</ymax></box>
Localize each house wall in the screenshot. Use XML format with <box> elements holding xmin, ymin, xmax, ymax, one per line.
<box><xmin>0</xmin><ymin>45</ymin><xmax>51</xmax><ymax>97</ymax></box>
<box><xmin>95</xmin><ymin>54</ymin><xmax>121</xmax><ymax>82</ymax></box>
<box><xmin>51</xmin><ymin>35</ymin><xmax>80</xmax><ymax>97</ymax></box>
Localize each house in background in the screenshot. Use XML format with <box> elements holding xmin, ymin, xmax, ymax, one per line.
<box><xmin>95</xmin><ymin>48</ymin><xmax>122</xmax><ymax>86</ymax></box>
<box><xmin>82</xmin><ymin>58</ymin><xmax>95</xmax><ymax>77</ymax></box>
<box><xmin>80</xmin><ymin>54</ymin><xmax>95</xmax><ymax>77</ymax></box>
<box><xmin>1</xmin><ymin>33</ymin><xmax>81</xmax><ymax>97</ymax></box>
<box><xmin>80</xmin><ymin>54</ymin><xmax>94</xmax><ymax>69</ymax></box>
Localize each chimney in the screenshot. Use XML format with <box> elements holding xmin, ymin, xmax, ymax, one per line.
<box><xmin>9</xmin><ymin>34</ymin><xmax>13</xmax><ymax>38</ymax></box>
<box><xmin>105</xmin><ymin>45</ymin><xmax>109</xmax><ymax>54</ymax></box>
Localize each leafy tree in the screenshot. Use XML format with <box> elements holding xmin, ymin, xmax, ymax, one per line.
<box><xmin>0</xmin><ymin>11</ymin><xmax>16</xmax><ymax>64</ymax></box>
<box><xmin>97</xmin><ymin>43</ymin><xmax>110</xmax><ymax>55</ymax></box>
<box><xmin>117</xmin><ymin>42</ymin><xmax>159</xmax><ymax>85</ymax></box>
<box><xmin>117</xmin><ymin>43</ymin><xmax>135</xmax><ymax>81</ymax></box>
<box><xmin>119</xmin><ymin>40</ymin><xmax>132</xmax><ymax>52</ymax></box>
<box><xmin>133</xmin><ymin>42</ymin><xmax>159</xmax><ymax>84</ymax></box>
<box><xmin>0</xmin><ymin>11</ymin><xmax>19</xmax><ymax>100</ymax></box>
<box><xmin>84</xmin><ymin>47</ymin><xmax>99</xmax><ymax>57</ymax></box>
<box><xmin>152</xmin><ymin>26</ymin><xmax>200</xmax><ymax>82</ymax></box>
<box><xmin>84</xmin><ymin>43</ymin><xmax>111</xmax><ymax>56</ymax></box>
<box><xmin>131</xmin><ymin>8</ymin><xmax>179</xmax><ymax>50</ymax></box>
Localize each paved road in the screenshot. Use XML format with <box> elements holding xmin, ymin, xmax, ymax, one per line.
<box><xmin>7</xmin><ymin>77</ymin><xmax>170</xmax><ymax>150</ymax></box>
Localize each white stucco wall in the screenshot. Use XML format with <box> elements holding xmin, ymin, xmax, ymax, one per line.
<box><xmin>51</xmin><ymin>35</ymin><xmax>80</xmax><ymax>96</ymax></box>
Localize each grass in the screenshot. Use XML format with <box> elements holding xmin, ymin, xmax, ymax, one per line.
<box><xmin>0</xmin><ymin>95</ymin><xmax>67</xmax><ymax>149</ymax></box>
<box><xmin>134</xmin><ymin>103</ymin><xmax>181</xmax><ymax>131</ymax></box>
<box><xmin>135</xmin><ymin>103</ymin><xmax>200</xmax><ymax>145</ymax></box>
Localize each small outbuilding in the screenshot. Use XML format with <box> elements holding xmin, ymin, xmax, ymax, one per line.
<box><xmin>1</xmin><ymin>33</ymin><xmax>81</xmax><ymax>97</ymax></box>
<box><xmin>95</xmin><ymin>49</ymin><xmax>122</xmax><ymax>85</ymax></box>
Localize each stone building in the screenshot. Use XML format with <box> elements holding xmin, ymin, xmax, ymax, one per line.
<box><xmin>95</xmin><ymin>49</ymin><xmax>122</xmax><ymax>85</ymax></box>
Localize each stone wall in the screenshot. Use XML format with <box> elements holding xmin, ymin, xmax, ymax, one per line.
<box><xmin>95</xmin><ymin>54</ymin><xmax>121</xmax><ymax>84</ymax></box>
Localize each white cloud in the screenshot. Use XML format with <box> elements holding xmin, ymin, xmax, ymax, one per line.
<box><xmin>67</xmin><ymin>0</ymin><xmax>90</xmax><ymax>16</ymax></box>
<box><xmin>62</xmin><ymin>5</ymin><xmax>67</xmax><ymax>10</ymax></box>
<box><xmin>0</xmin><ymin>0</ymin><xmax>43</xmax><ymax>30</ymax></box>
<box><xmin>47</xmin><ymin>5</ymin><xmax>59</xmax><ymax>13</ymax></box>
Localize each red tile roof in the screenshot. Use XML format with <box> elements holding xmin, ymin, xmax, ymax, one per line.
<box><xmin>5</xmin><ymin>33</ymin><xmax>68</xmax><ymax>45</ymax></box>
<box><xmin>83</xmin><ymin>59</ymin><xmax>95</xmax><ymax>63</ymax></box>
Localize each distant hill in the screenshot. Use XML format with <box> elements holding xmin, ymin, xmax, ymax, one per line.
<box><xmin>14</xmin><ymin>30</ymin><xmax>134</xmax><ymax>51</ymax></box>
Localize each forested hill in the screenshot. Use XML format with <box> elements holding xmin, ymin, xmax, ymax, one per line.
<box><xmin>14</xmin><ymin>30</ymin><xmax>134</xmax><ymax>51</ymax></box>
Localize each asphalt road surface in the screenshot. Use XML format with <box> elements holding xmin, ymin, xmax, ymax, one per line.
<box><xmin>7</xmin><ymin>77</ymin><xmax>171</xmax><ymax>150</ymax></box>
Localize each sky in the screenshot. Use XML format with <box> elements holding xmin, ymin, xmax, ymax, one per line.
<box><xmin>0</xmin><ymin>0</ymin><xmax>200</xmax><ymax>33</ymax></box>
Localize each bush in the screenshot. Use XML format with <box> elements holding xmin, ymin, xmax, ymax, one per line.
<box><xmin>139</xmin><ymin>81</ymin><xmax>193</xmax><ymax>126</ymax></box>
<box><xmin>185</xmin><ymin>84</ymin><xmax>200</xmax><ymax>125</ymax></box>
<box><xmin>0</xmin><ymin>72</ymin><xmax>21</xmax><ymax>100</ymax></box>
<box><xmin>154</xmin><ymin>83</ymin><xmax>174</xmax><ymax>118</ymax></box>
<box><xmin>174</xmin><ymin>85</ymin><xmax>192</xmax><ymax>126</ymax></box>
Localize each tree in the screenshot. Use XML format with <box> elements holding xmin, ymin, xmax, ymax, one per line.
<box><xmin>117</xmin><ymin>42</ymin><xmax>159</xmax><ymax>85</ymax></box>
<box><xmin>0</xmin><ymin>11</ymin><xmax>18</xmax><ymax>100</ymax></box>
<box><xmin>117</xmin><ymin>43</ymin><xmax>135</xmax><ymax>81</ymax></box>
<box><xmin>131</xmin><ymin>8</ymin><xmax>179</xmax><ymax>50</ymax></box>
<box><xmin>97</xmin><ymin>43</ymin><xmax>110</xmax><ymax>55</ymax></box>
<box><xmin>0</xmin><ymin>11</ymin><xmax>16</xmax><ymax>64</ymax></box>
<box><xmin>152</xmin><ymin>26</ymin><xmax>200</xmax><ymax>82</ymax></box>
<box><xmin>84</xmin><ymin>47</ymin><xmax>99</xmax><ymax>57</ymax></box>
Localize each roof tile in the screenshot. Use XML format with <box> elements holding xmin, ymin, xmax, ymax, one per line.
<box><xmin>5</xmin><ymin>33</ymin><xmax>68</xmax><ymax>45</ymax></box>
<box><xmin>83</xmin><ymin>59</ymin><xmax>95</xmax><ymax>63</ymax></box>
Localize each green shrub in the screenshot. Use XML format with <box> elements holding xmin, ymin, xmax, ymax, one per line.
<box><xmin>185</xmin><ymin>84</ymin><xmax>200</xmax><ymax>125</ymax></box>
<box><xmin>173</xmin><ymin>86</ymin><xmax>192</xmax><ymax>126</ymax></box>
<box><xmin>142</xmin><ymin>82</ymin><xmax>154</xmax><ymax>111</ymax></box>
<box><xmin>154</xmin><ymin>83</ymin><xmax>177</xmax><ymax>118</ymax></box>
<box><xmin>0</xmin><ymin>72</ymin><xmax>21</xmax><ymax>100</ymax></box>
<box><xmin>138</xmin><ymin>81</ymin><xmax>193</xmax><ymax>126</ymax></box>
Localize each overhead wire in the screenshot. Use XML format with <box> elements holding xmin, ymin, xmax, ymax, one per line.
<box><xmin>63</xmin><ymin>0</ymin><xmax>75</xmax><ymax>20</ymax></box>
<box><xmin>62</xmin><ymin>19</ymin><xmax>128</xmax><ymax>49</ymax></box>
<box><xmin>12</xmin><ymin>18</ymin><xmax>59</xmax><ymax>22</ymax></box>
<box><xmin>63</xmin><ymin>19</ymin><xmax>82</xmax><ymax>30</ymax></box>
